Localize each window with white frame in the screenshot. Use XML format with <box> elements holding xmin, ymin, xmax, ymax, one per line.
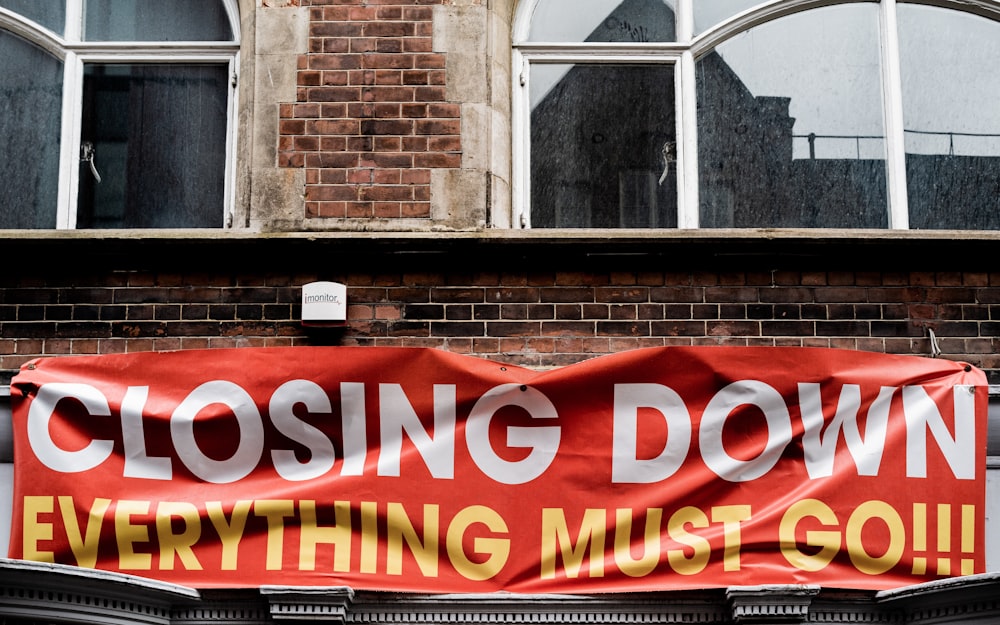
<box><xmin>512</xmin><ymin>0</ymin><xmax>1000</xmax><ymax>229</ymax></box>
<box><xmin>0</xmin><ymin>0</ymin><xmax>239</xmax><ymax>229</ymax></box>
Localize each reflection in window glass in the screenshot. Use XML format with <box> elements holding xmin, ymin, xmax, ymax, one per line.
<box><xmin>77</xmin><ymin>64</ymin><xmax>229</xmax><ymax>228</ymax></box>
<box><xmin>0</xmin><ymin>31</ymin><xmax>62</xmax><ymax>228</ymax></box>
<box><xmin>527</xmin><ymin>0</ymin><xmax>676</xmax><ymax>42</ymax></box>
<box><xmin>898</xmin><ymin>5</ymin><xmax>1000</xmax><ymax>230</ymax></box>
<box><xmin>531</xmin><ymin>64</ymin><xmax>676</xmax><ymax>228</ymax></box>
<box><xmin>85</xmin><ymin>0</ymin><xmax>232</xmax><ymax>41</ymax></box>
<box><xmin>693</xmin><ymin>0</ymin><xmax>764</xmax><ymax>35</ymax></box>
<box><xmin>697</xmin><ymin>5</ymin><xmax>887</xmax><ymax>227</ymax></box>
<box><xmin>0</xmin><ymin>0</ymin><xmax>65</xmax><ymax>34</ymax></box>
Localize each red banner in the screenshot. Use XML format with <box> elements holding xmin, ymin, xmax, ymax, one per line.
<box><xmin>7</xmin><ymin>346</ymin><xmax>987</xmax><ymax>592</ymax></box>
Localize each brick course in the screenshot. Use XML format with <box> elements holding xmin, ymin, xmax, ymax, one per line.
<box><xmin>3</xmin><ymin>263</ymin><xmax>1000</xmax><ymax>383</ymax></box>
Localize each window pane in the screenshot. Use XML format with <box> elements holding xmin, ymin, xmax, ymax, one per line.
<box><xmin>693</xmin><ymin>0</ymin><xmax>763</xmax><ymax>35</ymax></box>
<box><xmin>697</xmin><ymin>5</ymin><xmax>887</xmax><ymax>228</ymax></box>
<box><xmin>0</xmin><ymin>0</ymin><xmax>65</xmax><ymax>34</ymax></box>
<box><xmin>77</xmin><ymin>64</ymin><xmax>229</xmax><ymax>229</ymax></box>
<box><xmin>531</xmin><ymin>64</ymin><xmax>676</xmax><ymax>228</ymax></box>
<box><xmin>84</xmin><ymin>0</ymin><xmax>232</xmax><ymax>41</ymax></box>
<box><xmin>527</xmin><ymin>0</ymin><xmax>676</xmax><ymax>42</ymax></box>
<box><xmin>898</xmin><ymin>5</ymin><xmax>1000</xmax><ymax>230</ymax></box>
<box><xmin>0</xmin><ymin>30</ymin><xmax>62</xmax><ymax>228</ymax></box>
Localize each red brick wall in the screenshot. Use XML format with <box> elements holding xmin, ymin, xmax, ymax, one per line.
<box><xmin>3</xmin><ymin>259</ymin><xmax>999</xmax><ymax>383</ymax></box>
<box><xmin>278</xmin><ymin>0</ymin><xmax>460</xmax><ymax>220</ymax></box>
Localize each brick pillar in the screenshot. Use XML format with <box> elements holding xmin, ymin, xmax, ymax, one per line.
<box><xmin>279</xmin><ymin>0</ymin><xmax>461</xmax><ymax>220</ymax></box>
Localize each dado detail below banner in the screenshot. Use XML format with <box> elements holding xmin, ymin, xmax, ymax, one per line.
<box><xmin>8</xmin><ymin>346</ymin><xmax>987</xmax><ymax>592</ymax></box>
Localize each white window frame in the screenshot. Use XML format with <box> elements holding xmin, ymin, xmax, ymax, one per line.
<box><xmin>512</xmin><ymin>50</ymin><xmax>688</xmax><ymax>229</ymax></box>
<box><xmin>510</xmin><ymin>0</ymin><xmax>1000</xmax><ymax>230</ymax></box>
<box><xmin>0</xmin><ymin>0</ymin><xmax>241</xmax><ymax>230</ymax></box>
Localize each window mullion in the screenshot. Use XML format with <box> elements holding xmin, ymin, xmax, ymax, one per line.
<box><xmin>677</xmin><ymin>49</ymin><xmax>699</xmax><ymax>228</ymax></box>
<box><xmin>59</xmin><ymin>0</ymin><xmax>85</xmax><ymax>228</ymax></box>
<box><xmin>65</xmin><ymin>0</ymin><xmax>82</xmax><ymax>41</ymax></box>
<box><xmin>676</xmin><ymin>0</ymin><xmax>698</xmax><ymax>226</ymax></box>
<box><xmin>56</xmin><ymin>51</ymin><xmax>82</xmax><ymax>229</ymax></box>
<box><xmin>676</xmin><ymin>0</ymin><xmax>693</xmax><ymax>42</ymax></box>
<box><xmin>225</xmin><ymin>54</ymin><xmax>239</xmax><ymax>228</ymax></box>
<box><xmin>880</xmin><ymin>0</ymin><xmax>909</xmax><ymax>229</ymax></box>
<box><xmin>675</xmin><ymin>0</ymin><xmax>698</xmax><ymax>228</ymax></box>
<box><xmin>511</xmin><ymin>50</ymin><xmax>530</xmax><ymax>229</ymax></box>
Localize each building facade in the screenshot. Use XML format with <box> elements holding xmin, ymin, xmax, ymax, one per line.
<box><xmin>3</xmin><ymin>0</ymin><xmax>1000</xmax><ymax>622</ymax></box>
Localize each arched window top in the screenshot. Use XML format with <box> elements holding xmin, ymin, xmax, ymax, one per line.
<box><xmin>0</xmin><ymin>0</ymin><xmax>238</xmax><ymax>43</ymax></box>
<box><xmin>83</xmin><ymin>0</ymin><xmax>234</xmax><ymax>42</ymax></box>
<box><xmin>516</xmin><ymin>0</ymin><xmax>766</xmax><ymax>43</ymax></box>
<box><xmin>512</xmin><ymin>0</ymin><xmax>1000</xmax><ymax>230</ymax></box>
<box><xmin>0</xmin><ymin>0</ymin><xmax>64</xmax><ymax>35</ymax></box>
<box><xmin>517</xmin><ymin>0</ymin><xmax>1000</xmax><ymax>46</ymax></box>
<box><xmin>692</xmin><ymin>1</ymin><xmax>764</xmax><ymax>36</ymax></box>
<box><xmin>523</xmin><ymin>0</ymin><xmax>678</xmax><ymax>42</ymax></box>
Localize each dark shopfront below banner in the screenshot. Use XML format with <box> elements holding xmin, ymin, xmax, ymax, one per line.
<box><xmin>7</xmin><ymin>345</ymin><xmax>987</xmax><ymax>592</ymax></box>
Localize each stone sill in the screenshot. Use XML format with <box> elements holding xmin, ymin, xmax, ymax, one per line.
<box><xmin>2</xmin><ymin>228</ymin><xmax>998</xmax><ymax>271</ymax></box>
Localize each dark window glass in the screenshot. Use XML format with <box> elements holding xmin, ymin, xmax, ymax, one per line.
<box><xmin>697</xmin><ymin>4</ymin><xmax>888</xmax><ymax>228</ymax></box>
<box><xmin>0</xmin><ymin>30</ymin><xmax>62</xmax><ymax>228</ymax></box>
<box><xmin>530</xmin><ymin>64</ymin><xmax>677</xmax><ymax>228</ymax></box>
<box><xmin>77</xmin><ymin>64</ymin><xmax>229</xmax><ymax>229</ymax></box>
<box><xmin>84</xmin><ymin>0</ymin><xmax>232</xmax><ymax>41</ymax></box>
<box><xmin>899</xmin><ymin>5</ymin><xmax>1000</xmax><ymax>230</ymax></box>
<box><xmin>0</xmin><ymin>0</ymin><xmax>65</xmax><ymax>34</ymax></box>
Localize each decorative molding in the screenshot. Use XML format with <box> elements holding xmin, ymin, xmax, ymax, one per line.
<box><xmin>261</xmin><ymin>586</ymin><xmax>355</xmax><ymax>622</ymax></box>
<box><xmin>0</xmin><ymin>585</ymin><xmax>174</xmax><ymax>625</ymax></box>
<box><xmin>806</xmin><ymin>604</ymin><xmax>901</xmax><ymax>624</ymax></box>
<box><xmin>0</xmin><ymin>559</ymin><xmax>197</xmax><ymax>625</ymax></box>
<box><xmin>255</xmin><ymin>589</ymin><xmax>732</xmax><ymax>623</ymax></box>
<box><xmin>876</xmin><ymin>572</ymin><xmax>1000</xmax><ymax>623</ymax></box>
<box><xmin>727</xmin><ymin>585</ymin><xmax>820</xmax><ymax>623</ymax></box>
<box><xmin>171</xmin><ymin>598</ymin><xmax>271</xmax><ymax>625</ymax></box>
<box><xmin>904</xmin><ymin>600</ymin><xmax>1000</xmax><ymax>624</ymax></box>
<box><xmin>345</xmin><ymin>591</ymin><xmax>728</xmax><ymax>624</ymax></box>
<box><xmin>6</xmin><ymin>562</ymin><xmax>1000</xmax><ymax>625</ymax></box>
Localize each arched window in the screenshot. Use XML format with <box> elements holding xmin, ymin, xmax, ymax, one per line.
<box><xmin>0</xmin><ymin>0</ymin><xmax>239</xmax><ymax>229</ymax></box>
<box><xmin>512</xmin><ymin>0</ymin><xmax>1000</xmax><ymax>230</ymax></box>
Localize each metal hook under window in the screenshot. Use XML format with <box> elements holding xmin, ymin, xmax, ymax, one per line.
<box><xmin>658</xmin><ymin>141</ymin><xmax>676</xmax><ymax>186</ymax></box>
<box><xmin>80</xmin><ymin>141</ymin><xmax>102</xmax><ymax>184</ymax></box>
